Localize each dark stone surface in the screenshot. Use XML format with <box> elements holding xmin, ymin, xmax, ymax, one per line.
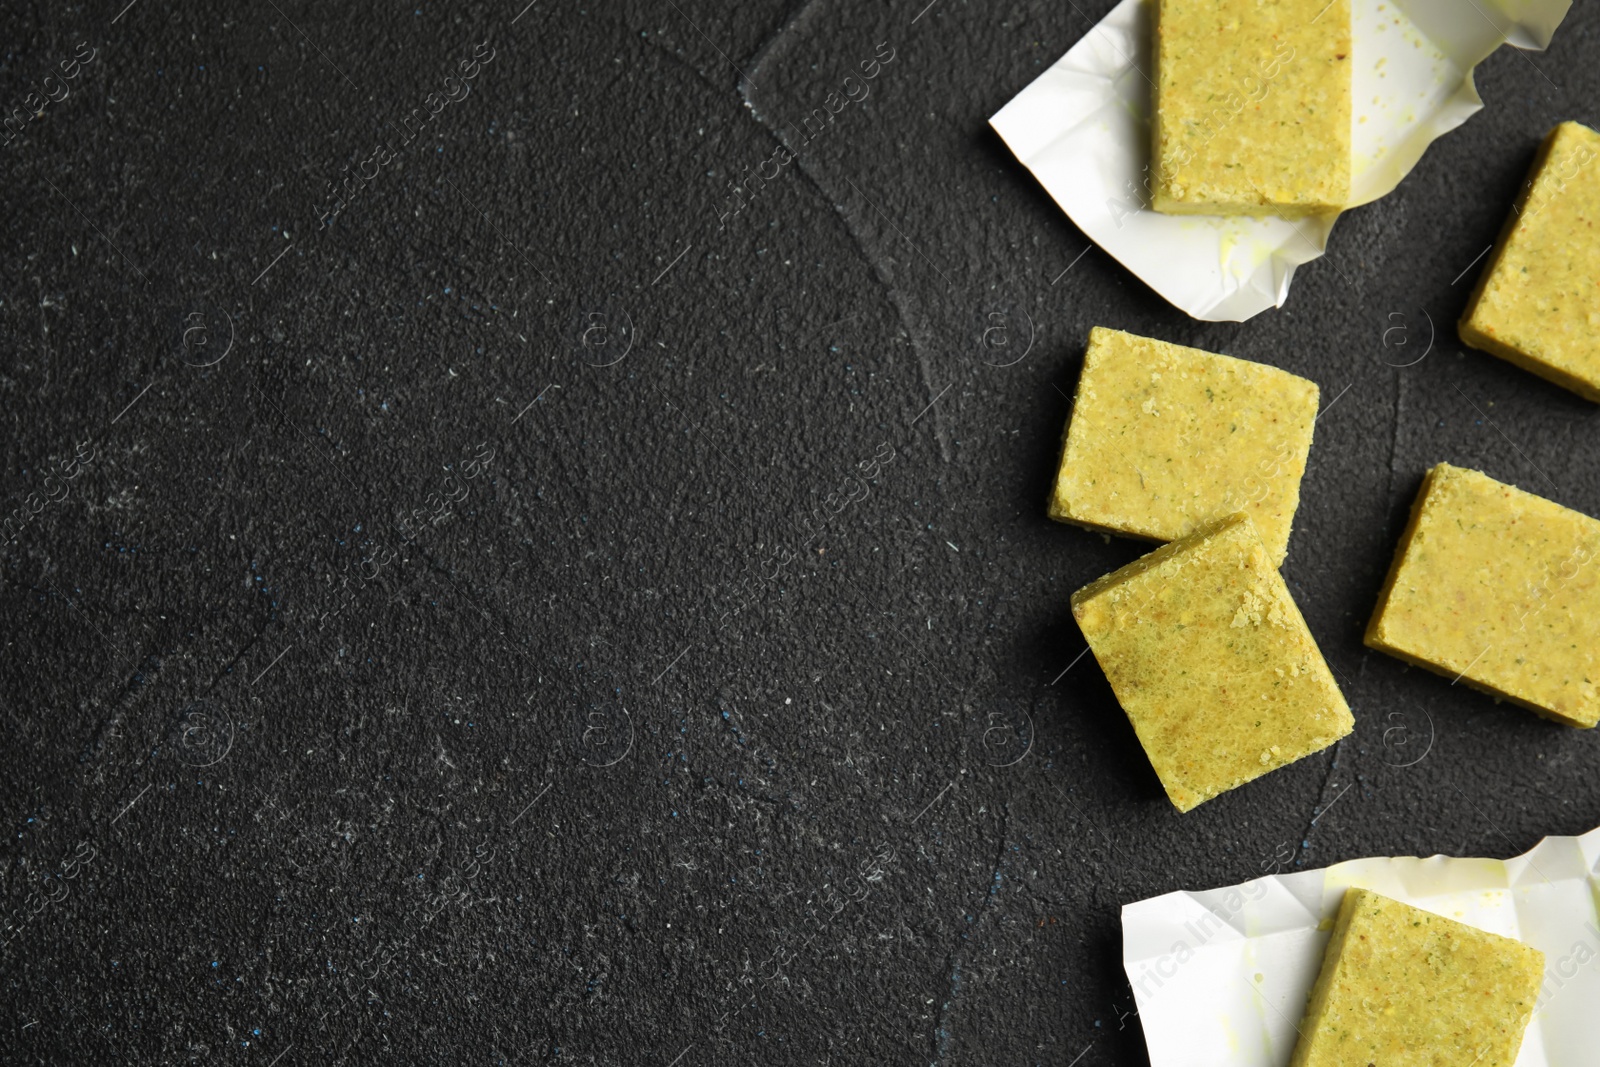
<box><xmin>1</xmin><ymin>1</ymin><xmax>1596</xmax><ymax>1063</ymax></box>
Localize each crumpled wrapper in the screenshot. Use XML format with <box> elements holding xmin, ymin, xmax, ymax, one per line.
<box><xmin>1121</xmin><ymin>825</ymin><xmax>1600</xmax><ymax>1066</ymax></box>
<box><xmin>989</xmin><ymin>0</ymin><xmax>1571</xmax><ymax>321</ymax></box>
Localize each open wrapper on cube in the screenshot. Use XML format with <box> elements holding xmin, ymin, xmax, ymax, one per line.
<box><xmin>1121</xmin><ymin>825</ymin><xmax>1600</xmax><ymax>1067</ymax></box>
<box><xmin>989</xmin><ymin>0</ymin><xmax>1570</xmax><ymax>321</ymax></box>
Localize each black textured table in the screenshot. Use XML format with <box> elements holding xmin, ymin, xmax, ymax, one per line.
<box><xmin>3</xmin><ymin>2</ymin><xmax>1597</xmax><ymax>1064</ymax></box>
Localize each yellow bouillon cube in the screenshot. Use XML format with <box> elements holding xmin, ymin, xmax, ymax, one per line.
<box><xmin>1289</xmin><ymin>888</ymin><xmax>1544</xmax><ymax>1067</ymax></box>
<box><xmin>1152</xmin><ymin>0</ymin><xmax>1351</xmax><ymax>217</ymax></box>
<box><xmin>1461</xmin><ymin>121</ymin><xmax>1600</xmax><ymax>402</ymax></box>
<box><xmin>1049</xmin><ymin>327</ymin><xmax>1320</xmax><ymax>566</ymax></box>
<box><xmin>1071</xmin><ymin>512</ymin><xmax>1352</xmax><ymax>812</ymax></box>
<box><xmin>1366</xmin><ymin>463</ymin><xmax>1600</xmax><ymax>728</ymax></box>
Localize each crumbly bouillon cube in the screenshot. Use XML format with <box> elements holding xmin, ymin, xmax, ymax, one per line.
<box><xmin>1049</xmin><ymin>327</ymin><xmax>1320</xmax><ymax>566</ymax></box>
<box><xmin>1071</xmin><ymin>512</ymin><xmax>1352</xmax><ymax>812</ymax></box>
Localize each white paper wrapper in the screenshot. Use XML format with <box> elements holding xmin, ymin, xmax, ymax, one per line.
<box><xmin>990</xmin><ymin>0</ymin><xmax>1571</xmax><ymax>321</ymax></box>
<box><xmin>1122</xmin><ymin>826</ymin><xmax>1600</xmax><ymax>1066</ymax></box>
